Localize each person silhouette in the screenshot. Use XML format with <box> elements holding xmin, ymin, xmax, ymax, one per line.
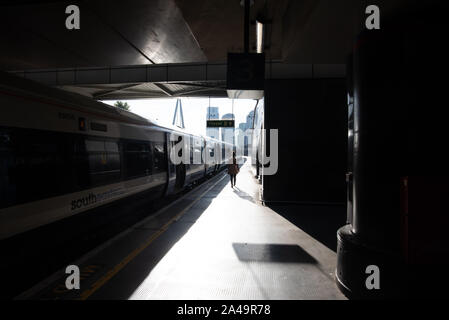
<box><xmin>228</xmin><ymin>151</ymin><xmax>239</xmax><ymax>188</ymax></box>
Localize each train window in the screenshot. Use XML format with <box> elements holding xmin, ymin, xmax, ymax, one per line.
<box><xmin>192</xmin><ymin>137</ymin><xmax>202</xmax><ymax>165</ymax></box>
<box><xmin>125</xmin><ymin>142</ymin><xmax>150</xmax><ymax>153</ymax></box>
<box><xmin>0</xmin><ymin>127</ymin><xmax>124</xmax><ymax>209</ymax></box>
<box><xmin>85</xmin><ymin>139</ymin><xmax>105</xmax><ymax>152</ymax></box>
<box><xmin>85</xmin><ymin>139</ymin><xmax>121</xmax><ymax>187</ymax></box>
<box><xmin>124</xmin><ymin>141</ymin><xmax>151</xmax><ymax>179</ymax></box>
<box><xmin>71</xmin><ymin>137</ymin><xmax>90</xmax><ymax>189</ymax></box>
<box><xmin>105</xmin><ymin>141</ymin><xmax>119</xmax><ymax>153</ymax></box>
<box><xmin>0</xmin><ymin>127</ymin><xmax>75</xmax><ymax>208</ymax></box>
<box><xmin>153</xmin><ymin>142</ymin><xmax>166</xmax><ymax>174</ymax></box>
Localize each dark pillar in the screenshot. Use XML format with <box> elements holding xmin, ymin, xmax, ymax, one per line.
<box><xmin>336</xmin><ymin>3</ymin><xmax>449</xmax><ymax>299</ymax></box>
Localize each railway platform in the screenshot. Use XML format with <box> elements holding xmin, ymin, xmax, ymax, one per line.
<box><xmin>17</xmin><ymin>159</ymin><xmax>346</xmax><ymax>300</ymax></box>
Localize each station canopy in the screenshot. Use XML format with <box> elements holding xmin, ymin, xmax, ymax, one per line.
<box><xmin>1</xmin><ymin>0</ymin><xmax>405</xmax><ymax>99</ymax></box>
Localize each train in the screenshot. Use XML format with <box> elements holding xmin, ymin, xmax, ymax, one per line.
<box><xmin>0</xmin><ymin>71</ymin><xmax>233</xmax><ymax>240</ymax></box>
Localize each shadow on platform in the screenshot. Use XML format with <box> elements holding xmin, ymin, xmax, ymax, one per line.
<box><xmin>232</xmin><ymin>243</ymin><xmax>317</xmax><ymax>264</ymax></box>
<box><xmin>267</xmin><ymin>204</ymin><xmax>346</xmax><ymax>252</ymax></box>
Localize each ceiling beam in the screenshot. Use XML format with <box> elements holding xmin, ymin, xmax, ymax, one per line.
<box><xmin>153</xmin><ymin>83</ymin><xmax>174</xmax><ymax>97</ymax></box>
<box><xmin>92</xmin><ymin>83</ymin><xmax>142</xmax><ymax>99</ymax></box>
<box><xmin>10</xmin><ymin>62</ymin><xmax>345</xmax><ymax>87</ymax></box>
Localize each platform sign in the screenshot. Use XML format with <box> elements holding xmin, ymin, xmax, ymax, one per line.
<box><xmin>207</xmin><ymin>120</ymin><xmax>235</xmax><ymax>128</ymax></box>
<box><xmin>227</xmin><ymin>53</ymin><xmax>265</xmax><ymax>99</ymax></box>
<box><xmin>227</xmin><ymin>53</ymin><xmax>265</xmax><ymax>90</ymax></box>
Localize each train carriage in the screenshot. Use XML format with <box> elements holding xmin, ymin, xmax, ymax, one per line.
<box><xmin>0</xmin><ymin>72</ymin><xmax>232</xmax><ymax>240</ymax></box>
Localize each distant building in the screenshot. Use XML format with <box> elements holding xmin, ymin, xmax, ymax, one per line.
<box><xmin>236</xmin><ymin>122</ymin><xmax>247</xmax><ymax>156</ymax></box>
<box><xmin>246</xmin><ymin>110</ymin><xmax>255</xmax><ymax>129</ymax></box>
<box><xmin>221</xmin><ymin>113</ymin><xmax>235</xmax><ymax>145</ymax></box>
<box><xmin>236</xmin><ymin>110</ymin><xmax>255</xmax><ymax>156</ymax></box>
<box><xmin>206</xmin><ymin>106</ymin><xmax>219</xmax><ymax>139</ymax></box>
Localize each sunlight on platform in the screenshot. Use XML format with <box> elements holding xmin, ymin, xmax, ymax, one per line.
<box><xmin>128</xmin><ymin>160</ymin><xmax>345</xmax><ymax>300</ymax></box>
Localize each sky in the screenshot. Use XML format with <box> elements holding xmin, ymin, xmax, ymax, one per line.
<box><xmin>102</xmin><ymin>98</ymin><xmax>257</xmax><ymax>136</ymax></box>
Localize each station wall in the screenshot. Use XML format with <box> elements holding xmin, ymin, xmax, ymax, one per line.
<box><xmin>263</xmin><ymin>78</ymin><xmax>347</xmax><ymax>204</ymax></box>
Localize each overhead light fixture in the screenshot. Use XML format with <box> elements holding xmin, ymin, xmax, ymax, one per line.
<box><xmin>256</xmin><ymin>20</ymin><xmax>264</xmax><ymax>54</ymax></box>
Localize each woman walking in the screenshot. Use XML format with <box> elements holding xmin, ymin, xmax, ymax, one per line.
<box><xmin>228</xmin><ymin>151</ymin><xmax>239</xmax><ymax>188</ymax></box>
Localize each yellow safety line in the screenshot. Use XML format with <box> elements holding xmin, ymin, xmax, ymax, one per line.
<box><xmin>78</xmin><ymin>174</ymin><xmax>226</xmax><ymax>300</ymax></box>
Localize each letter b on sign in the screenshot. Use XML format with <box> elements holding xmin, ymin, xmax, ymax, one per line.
<box><xmin>365</xmin><ymin>265</ymin><xmax>380</xmax><ymax>290</ymax></box>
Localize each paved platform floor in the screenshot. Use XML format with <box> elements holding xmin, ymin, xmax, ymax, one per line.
<box><xmin>18</xmin><ymin>159</ymin><xmax>346</xmax><ymax>300</ymax></box>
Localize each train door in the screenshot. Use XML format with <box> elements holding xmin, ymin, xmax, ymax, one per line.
<box><xmin>165</xmin><ymin>132</ymin><xmax>185</xmax><ymax>195</ymax></box>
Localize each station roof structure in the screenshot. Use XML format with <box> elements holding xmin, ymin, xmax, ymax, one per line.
<box><xmin>1</xmin><ymin>0</ymin><xmax>407</xmax><ymax>99</ymax></box>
